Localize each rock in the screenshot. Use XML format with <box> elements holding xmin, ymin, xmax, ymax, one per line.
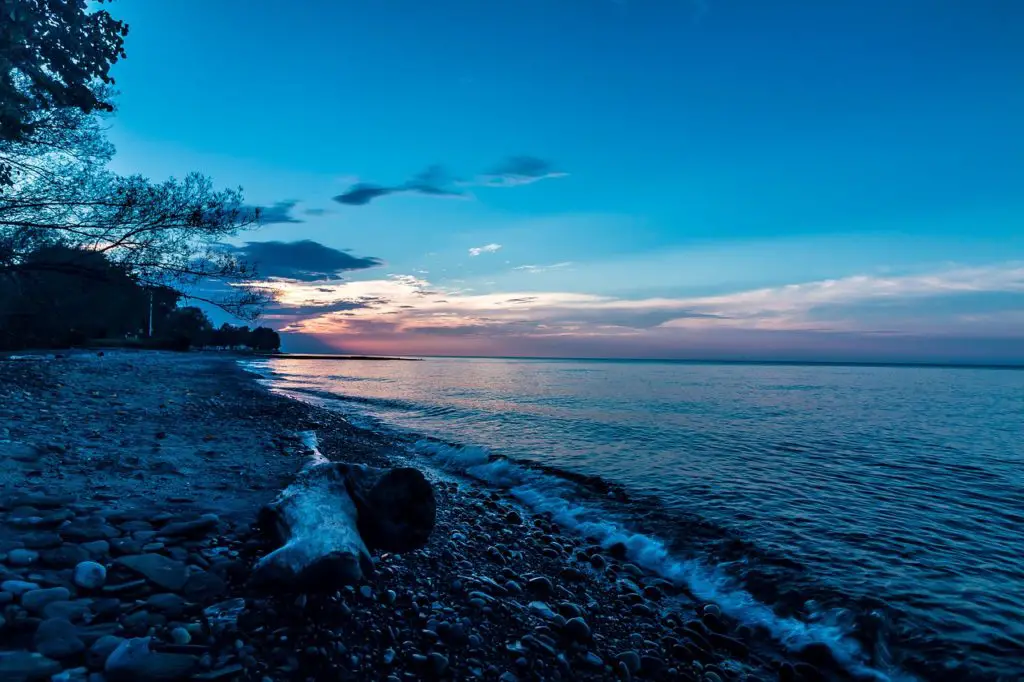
<box><xmin>22</xmin><ymin>532</ymin><xmax>63</xmax><ymax>550</ymax></box>
<box><xmin>51</xmin><ymin>667</ymin><xmax>89</xmax><ymax>682</ymax></box>
<box><xmin>22</xmin><ymin>587</ymin><xmax>71</xmax><ymax>613</ymax></box>
<box><xmin>34</xmin><ymin>617</ymin><xmax>86</xmax><ymax>659</ymax></box>
<box><xmin>526</xmin><ymin>576</ymin><xmax>554</xmax><ymax>597</ymax></box>
<box><xmin>42</xmin><ymin>599</ymin><xmax>93</xmax><ymax>622</ymax></box>
<box><xmin>0</xmin><ymin>651</ymin><xmax>62</xmax><ymax>681</ymax></box>
<box><xmin>61</xmin><ymin>522</ymin><xmax>119</xmax><ymax>543</ymax></box>
<box><xmin>159</xmin><ymin>514</ymin><xmax>219</xmax><ymax>539</ymax></box>
<box><xmin>702</xmin><ymin>603</ymin><xmax>721</xmax><ymax>618</ymax></box>
<box><xmin>191</xmin><ymin>664</ymin><xmax>244</xmax><ymax>680</ymax></box>
<box><xmin>40</xmin><ymin>544</ymin><xmax>89</xmax><ymax>568</ymax></box>
<box><xmin>616</xmin><ymin>650</ymin><xmax>641</xmax><ymax>674</ymax></box>
<box><xmin>122</xmin><ymin>610</ymin><xmax>165</xmax><ymax>635</ymax></box>
<box><xmin>560</xmin><ymin>566</ymin><xmax>586</xmax><ymax>582</ymax></box>
<box><xmin>87</xmin><ymin>635</ymin><xmax>124</xmax><ymax>669</ymax></box>
<box><xmin>105</xmin><ymin>637</ymin><xmax>199</xmax><ymax>681</ymax></box>
<box><xmin>2</xmin><ymin>579</ymin><xmax>40</xmax><ymax>596</ymax></box>
<box><xmin>80</xmin><ymin>541</ymin><xmax>110</xmax><ymax>559</ymax></box>
<box><xmin>170</xmin><ymin>627</ymin><xmax>191</xmax><ymax>645</ymax></box>
<box><xmin>146</xmin><ymin>593</ymin><xmax>187</xmax><ymax>617</ymax></box>
<box><xmin>74</xmin><ymin>561</ymin><xmax>107</xmax><ymax>590</ymax></box>
<box><xmin>563</xmin><ymin>616</ymin><xmax>591</xmax><ymax>643</ymax></box>
<box><xmin>428</xmin><ymin>652</ymin><xmax>449</xmax><ymax>676</ymax></box>
<box><xmin>589</xmin><ymin>553</ymin><xmax>607</xmax><ymax>570</ymax></box>
<box><xmin>180</xmin><ymin>569</ymin><xmax>225</xmax><ymax>600</ymax></box>
<box><xmin>529</xmin><ymin>601</ymin><xmax>556</xmax><ymax>619</ymax></box>
<box><xmin>8</xmin><ymin>548</ymin><xmax>39</xmax><ymax>566</ymax></box>
<box><xmin>115</xmin><ymin>554</ymin><xmax>188</xmax><ymax>591</ymax></box>
<box><xmin>505</xmin><ymin>510</ymin><xmax>522</xmax><ymax>525</ymax></box>
<box><xmin>581</xmin><ymin>651</ymin><xmax>604</xmax><ymax>669</ymax></box>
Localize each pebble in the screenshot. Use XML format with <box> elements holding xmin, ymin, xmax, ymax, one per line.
<box><xmin>617</xmin><ymin>650</ymin><xmax>642</xmax><ymax>674</ymax></box>
<box><xmin>1</xmin><ymin>579</ymin><xmax>40</xmax><ymax>596</ymax></box>
<box><xmin>563</xmin><ymin>616</ymin><xmax>591</xmax><ymax>643</ymax></box>
<box><xmin>116</xmin><ymin>553</ymin><xmax>189</xmax><ymax>591</ymax></box>
<box><xmin>170</xmin><ymin>627</ymin><xmax>192</xmax><ymax>644</ymax></box>
<box><xmin>104</xmin><ymin>637</ymin><xmax>199</xmax><ymax>681</ymax></box>
<box><xmin>73</xmin><ymin>560</ymin><xmax>107</xmax><ymax>589</ymax></box>
<box><xmin>529</xmin><ymin>601</ymin><xmax>557</xmax><ymax>619</ymax></box>
<box><xmin>526</xmin><ymin>576</ymin><xmax>554</xmax><ymax>597</ymax></box>
<box><xmin>7</xmin><ymin>548</ymin><xmax>39</xmax><ymax>566</ymax></box>
<box><xmin>87</xmin><ymin>635</ymin><xmax>125</xmax><ymax>669</ymax></box>
<box><xmin>0</xmin><ymin>651</ymin><xmax>62</xmax><ymax>680</ymax></box>
<box><xmin>34</xmin><ymin>617</ymin><xmax>86</xmax><ymax>659</ymax></box>
<box><xmin>22</xmin><ymin>586</ymin><xmax>71</xmax><ymax>613</ymax></box>
<box><xmin>428</xmin><ymin>652</ymin><xmax>449</xmax><ymax>675</ymax></box>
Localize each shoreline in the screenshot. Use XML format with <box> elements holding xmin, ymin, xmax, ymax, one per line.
<box><xmin>0</xmin><ymin>351</ymin><xmax>851</xmax><ymax>681</ymax></box>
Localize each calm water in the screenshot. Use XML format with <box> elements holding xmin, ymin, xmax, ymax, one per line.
<box><xmin>249</xmin><ymin>357</ymin><xmax>1024</xmax><ymax>681</ymax></box>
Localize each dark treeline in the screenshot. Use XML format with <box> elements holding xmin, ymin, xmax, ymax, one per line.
<box><xmin>0</xmin><ymin>244</ymin><xmax>280</xmax><ymax>352</ymax></box>
<box><xmin>2</xmin><ymin>1</ymin><xmax>278</xmax><ymax>353</ymax></box>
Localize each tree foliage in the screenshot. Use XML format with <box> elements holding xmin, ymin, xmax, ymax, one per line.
<box><xmin>1</xmin><ymin>0</ymin><xmax>128</xmax><ymax>186</ymax></box>
<box><xmin>0</xmin><ymin>0</ymin><xmax>272</xmax><ymax>320</ymax></box>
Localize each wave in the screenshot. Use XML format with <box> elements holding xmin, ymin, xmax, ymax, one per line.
<box><xmin>412</xmin><ymin>439</ymin><xmax>914</xmax><ymax>682</ymax></box>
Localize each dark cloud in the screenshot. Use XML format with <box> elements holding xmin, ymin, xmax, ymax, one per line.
<box><xmin>333</xmin><ymin>156</ymin><xmax>564</xmax><ymax>206</ymax></box>
<box><xmin>505</xmin><ymin>296</ymin><xmax>539</xmax><ymax>304</ymax></box>
<box><xmin>243</xmin><ymin>200</ymin><xmax>303</xmax><ymax>225</ymax></box>
<box><xmin>232</xmin><ymin>240</ymin><xmax>383</xmax><ymax>281</ymax></box>
<box><xmin>478</xmin><ymin>156</ymin><xmax>567</xmax><ymax>186</ymax></box>
<box><xmin>333</xmin><ymin>183</ymin><xmax>395</xmax><ymax>206</ymax></box>
<box><xmin>333</xmin><ymin>166</ymin><xmax>463</xmax><ymax>206</ymax></box>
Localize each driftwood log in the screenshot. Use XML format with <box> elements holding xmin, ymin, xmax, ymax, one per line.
<box><xmin>251</xmin><ymin>432</ymin><xmax>435</xmax><ymax>591</ymax></box>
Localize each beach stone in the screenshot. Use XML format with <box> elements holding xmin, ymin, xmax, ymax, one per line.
<box><xmin>170</xmin><ymin>627</ymin><xmax>191</xmax><ymax>645</ymax></box>
<box><xmin>87</xmin><ymin>635</ymin><xmax>125</xmax><ymax>669</ymax></box>
<box><xmin>146</xmin><ymin>593</ymin><xmax>187</xmax><ymax>617</ymax></box>
<box><xmin>115</xmin><ymin>554</ymin><xmax>188</xmax><ymax>591</ymax></box>
<box><xmin>61</xmin><ymin>521</ymin><xmax>119</xmax><ymax>543</ymax></box>
<box><xmin>563</xmin><ymin>616</ymin><xmax>591</xmax><ymax>643</ymax></box>
<box><xmin>2</xmin><ymin>579</ymin><xmax>40</xmax><ymax>596</ymax></box>
<box><xmin>105</xmin><ymin>637</ymin><xmax>199</xmax><ymax>681</ymax></box>
<box><xmin>617</xmin><ymin>650</ymin><xmax>641</xmax><ymax>674</ymax></box>
<box><xmin>526</xmin><ymin>576</ymin><xmax>554</xmax><ymax>597</ymax></box>
<box><xmin>80</xmin><ymin>541</ymin><xmax>110</xmax><ymax>558</ymax></box>
<box><xmin>159</xmin><ymin>514</ymin><xmax>219</xmax><ymax>539</ymax></box>
<box><xmin>42</xmin><ymin>599</ymin><xmax>93</xmax><ymax>622</ymax></box>
<box><xmin>109</xmin><ymin>538</ymin><xmax>143</xmax><ymax>556</ymax></box>
<box><xmin>702</xmin><ymin>603</ymin><xmax>721</xmax><ymax>618</ymax></box>
<box><xmin>41</xmin><ymin>543</ymin><xmax>90</xmax><ymax>568</ymax></box>
<box><xmin>22</xmin><ymin>587</ymin><xmax>71</xmax><ymax>613</ymax></box>
<box><xmin>8</xmin><ymin>548</ymin><xmax>39</xmax><ymax>566</ymax></box>
<box><xmin>428</xmin><ymin>652</ymin><xmax>449</xmax><ymax>676</ymax></box>
<box><xmin>181</xmin><ymin>569</ymin><xmax>226</xmax><ymax>600</ymax></box>
<box><xmin>529</xmin><ymin>601</ymin><xmax>556</xmax><ymax>619</ymax></box>
<box><xmin>34</xmin><ymin>617</ymin><xmax>86</xmax><ymax>659</ymax></box>
<box><xmin>51</xmin><ymin>667</ymin><xmax>89</xmax><ymax>682</ymax></box>
<box><xmin>123</xmin><ymin>609</ymin><xmax>165</xmax><ymax>635</ymax></box>
<box><xmin>0</xmin><ymin>651</ymin><xmax>62</xmax><ymax>680</ymax></box>
<box><xmin>22</xmin><ymin>532</ymin><xmax>63</xmax><ymax>549</ymax></box>
<box><xmin>74</xmin><ymin>561</ymin><xmax>107</xmax><ymax>590</ymax></box>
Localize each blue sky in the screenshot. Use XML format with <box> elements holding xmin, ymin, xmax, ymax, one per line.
<box><xmin>105</xmin><ymin>0</ymin><xmax>1024</xmax><ymax>362</ymax></box>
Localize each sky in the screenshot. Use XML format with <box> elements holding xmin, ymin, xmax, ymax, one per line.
<box><xmin>105</xmin><ymin>0</ymin><xmax>1024</xmax><ymax>363</ymax></box>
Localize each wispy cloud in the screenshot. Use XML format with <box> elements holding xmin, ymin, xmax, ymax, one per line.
<box><xmin>333</xmin><ymin>156</ymin><xmax>567</xmax><ymax>206</ymax></box>
<box><xmin>474</xmin><ymin>156</ymin><xmax>569</xmax><ymax>187</ymax></box>
<box><xmin>514</xmin><ymin>262</ymin><xmax>573</xmax><ymax>273</ymax></box>
<box><xmin>469</xmin><ymin>243</ymin><xmax>502</xmax><ymax>257</ymax></box>
<box><xmin>265</xmin><ymin>262</ymin><xmax>1024</xmax><ymax>348</ymax></box>
<box><xmin>241</xmin><ymin>200</ymin><xmax>303</xmax><ymax>225</ymax></box>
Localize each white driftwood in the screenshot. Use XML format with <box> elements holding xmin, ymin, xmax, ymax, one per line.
<box><xmin>251</xmin><ymin>432</ymin><xmax>435</xmax><ymax>591</ymax></box>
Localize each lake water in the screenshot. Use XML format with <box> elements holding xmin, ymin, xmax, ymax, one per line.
<box><xmin>248</xmin><ymin>357</ymin><xmax>1024</xmax><ymax>681</ymax></box>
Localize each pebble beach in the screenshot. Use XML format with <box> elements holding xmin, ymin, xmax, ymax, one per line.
<box><xmin>0</xmin><ymin>351</ymin><xmax>852</xmax><ymax>681</ymax></box>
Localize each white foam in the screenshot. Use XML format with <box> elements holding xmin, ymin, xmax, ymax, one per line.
<box><xmin>413</xmin><ymin>440</ymin><xmax>914</xmax><ymax>682</ymax></box>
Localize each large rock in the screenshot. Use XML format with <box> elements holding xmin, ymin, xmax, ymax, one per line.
<box><xmin>105</xmin><ymin>637</ymin><xmax>199</xmax><ymax>681</ymax></box>
<box><xmin>158</xmin><ymin>514</ymin><xmax>219</xmax><ymax>539</ymax></box>
<box><xmin>22</xmin><ymin>587</ymin><xmax>71</xmax><ymax>614</ymax></box>
<box><xmin>87</xmin><ymin>635</ymin><xmax>124</xmax><ymax>669</ymax></box>
<box><xmin>73</xmin><ymin>561</ymin><xmax>107</xmax><ymax>590</ymax></box>
<box><xmin>34</xmin><ymin>617</ymin><xmax>86</xmax><ymax>659</ymax></box>
<box><xmin>115</xmin><ymin>554</ymin><xmax>188</xmax><ymax>591</ymax></box>
<box><xmin>0</xmin><ymin>651</ymin><xmax>62</xmax><ymax>681</ymax></box>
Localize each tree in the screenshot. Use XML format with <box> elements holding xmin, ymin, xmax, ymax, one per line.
<box><xmin>249</xmin><ymin>326</ymin><xmax>281</xmax><ymax>352</ymax></box>
<box><xmin>1</xmin><ymin>0</ymin><xmax>128</xmax><ymax>187</ymax></box>
<box><xmin>164</xmin><ymin>306</ymin><xmax>212</xmax><ymax>349</ymax></box>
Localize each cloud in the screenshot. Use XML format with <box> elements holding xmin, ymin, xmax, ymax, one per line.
<box><xmin>304</xmin><ymin>208</ymin><xmax>331</xmax><ymax>217</ymax></box>
<box><xmin>514</xmin><ymin>262</ymin><xmax>573</xmax><ymax>273</ymax></box>
<box><xmin>239</xmin><ymin>200</ymin><xmax>304</xmax><ymax>225</ymax></box>
<box><xmin>259</xmin><ymin>261</ymin><xmax>1024</xmax><ymax>360</ymax></box>
<box><xmin>231</xmin><ymin>240</ymin><xmax>383</xmax><ymax>281</ymax></box>
<box><xmin>469</xmin><ymin>243</ymin><xmax>502</xmax><ymax>257</ymax></box>
<box><xmin>476</xmin><ymin>156</ymin><xmax>568</xmax><ymax>187</ymax></box>
<box><xmin>332</xmin><ymin>156</ymin><xmax>565</xmax><ymax>206</ymax></box>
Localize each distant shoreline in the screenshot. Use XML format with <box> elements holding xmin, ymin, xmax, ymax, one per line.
<box><xmin>272</xmin><ymin>352</ymin><xmax>1024</xmax><ymax>370</ymax></box>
